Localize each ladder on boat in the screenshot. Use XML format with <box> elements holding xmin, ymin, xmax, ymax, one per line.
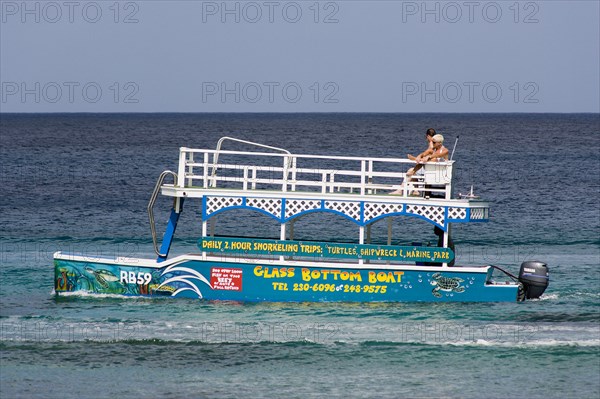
<box><xmin>148</xmin><ymin>170</ymin><xmax>179</xmax><ymax>259</ymax></box>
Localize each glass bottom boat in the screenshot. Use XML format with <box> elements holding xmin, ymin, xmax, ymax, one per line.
<box><xmin>54</xmin><ymin>137</ymin><xmax>549</xmax><ymax>302</ymax></box>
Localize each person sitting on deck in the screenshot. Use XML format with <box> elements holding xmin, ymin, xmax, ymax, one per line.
<box><xmin>407</xmin><ymin>128</ymin><xmax>436</xmax><ymax>163</ymax></box>
<box><xmin>391</xmin><ymin>132</ymin><xmax>449</xmax><ymax>195</ymax></box>
<box><xmin>390</xmin><ymin>128</ymin><xmax>435</xmax><ymax>195</ymax></box>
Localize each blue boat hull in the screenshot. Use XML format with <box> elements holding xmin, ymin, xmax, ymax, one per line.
<box><xmin>54</xmin><ymin>254</ymin><xmax>519</xmax><ymax>302</ymax></box>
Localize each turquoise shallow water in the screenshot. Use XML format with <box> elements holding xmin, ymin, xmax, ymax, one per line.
<box><xmin>1</xmin><ymin>113</ymin><xmax>599</xmax><ymax>398</ymax></box>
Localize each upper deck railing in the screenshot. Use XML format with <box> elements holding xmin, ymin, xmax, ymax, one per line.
<box><xmin>176</xmin><ymin>147</ymin><xmax>455</xmax><ymax>199</ymax></box>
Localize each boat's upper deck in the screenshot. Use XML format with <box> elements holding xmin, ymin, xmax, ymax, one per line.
<box><xmin>159</xmin><ymin>138</ymin><xmax>489</xmax><ymax>230</ymax></box>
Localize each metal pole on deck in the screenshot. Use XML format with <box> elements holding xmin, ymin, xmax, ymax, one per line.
<box><xmin>450</xmin><ymin>135</ymin><xmax>459</xmax><ymax>161</ymax></box>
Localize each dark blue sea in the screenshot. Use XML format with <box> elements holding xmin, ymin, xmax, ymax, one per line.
<box><xmin>1</xmin><ymin>113</ymin><xmax>599</xmax><ymax>398</ymax></box>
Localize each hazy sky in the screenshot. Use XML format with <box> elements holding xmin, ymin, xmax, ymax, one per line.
<box><xmin>1</xmin><ymin>0</ymin><xmax>599</xmax><ymax>112</ymax></box>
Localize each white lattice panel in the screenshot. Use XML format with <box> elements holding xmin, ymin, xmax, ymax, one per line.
<box><xmin>247</xmin><ymin>198</ymin><xmax>282</xmax><ymax>219</ymax></box>
<box><xmin>471</xmin><ymin>208</ymin><xmax>488</xmax><ymax>220</ymax></box>
<box><xmin>285</xmin><ymin>199</ymin><xmax>322</xmax><ymax>219</ymax></box>
<box><xmin>406</xmin><ymin>204</ymin><xmax>445</xmax><ymax>225</ymax></box>
<box><xmin>448</xmin><ymin>207</ymin><xmax>467</xmax><ymax>220</ymax></box>
<box><xmin>324</xmin><ymin>201</ymin><xmax>361</xmax><ymax>221</ymax></box>
<box><xmin>206</xmin><ymin>197</ymin><xmax>243</xmax><ymax>216</ymax></box>
<box><xmin>363</xmin><ymin>202</ymin><xmax>404</xmax><ymax>222</ymax></box>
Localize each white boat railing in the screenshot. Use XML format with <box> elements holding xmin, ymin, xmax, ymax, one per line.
<box><xmin>176</xmin><ymin>147</ymin><xmax>454</xmax><ymax>198</ymax></box>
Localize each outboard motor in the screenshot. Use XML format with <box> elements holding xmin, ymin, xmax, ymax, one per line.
<box><xmin>518</xmin><ymin>261</ymin><xmax>549</xmax><ymax>299</ymax></box>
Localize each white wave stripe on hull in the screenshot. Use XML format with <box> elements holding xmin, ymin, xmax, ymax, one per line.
<box><xmin>172</xmin><ymin>287</ymin><xmax>203</xmax><ymax>297</ymax></box>
<box><xmin>158</xmin><ymin>265</ymin><xmax>213</xmax><ymax>298</ymax></box>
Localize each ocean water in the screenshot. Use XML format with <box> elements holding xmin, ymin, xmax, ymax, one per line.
<box><xmin>1</xmin><ymin>113</ymin><xmax>599</xmax><ymax>398</ymax></box>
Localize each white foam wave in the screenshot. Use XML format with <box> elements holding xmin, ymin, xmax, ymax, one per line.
<box><xmin>442</xmin><ymin>338</ymin><xmax>600</xmax><ymax>347</ymax></box>
<box><xmin>54</xmin><ymin>291</ymin><xmax>158</xmax><ymax>300</ymax></box>
<box><xmin>534</xmin><ymin>293</ymin><xmax>559</xmax><ymax>301</ymax></box>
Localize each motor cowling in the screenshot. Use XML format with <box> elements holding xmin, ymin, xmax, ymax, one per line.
<box><xmin>518</xmin><ymin>261</ymin><xmax>549</xmax><ymax>299</ymax></box>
